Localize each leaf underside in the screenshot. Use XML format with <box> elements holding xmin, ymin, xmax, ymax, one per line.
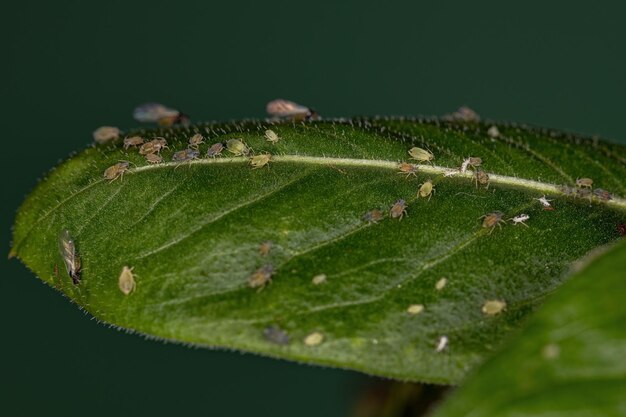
<box><xmin>11</xmin><ymin>117</ymin><xmax>626</xmax><ymax>383</ymax></box>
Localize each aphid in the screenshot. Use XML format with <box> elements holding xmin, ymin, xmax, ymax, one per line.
<box><xmin>576</xmin><ymin>188</ymin><xmax>592</xmax><ymax>201</ymax></box>
<box><xmin>616</xmin><ymin>223</ymin><xmax>626</xmax><ymax>237</ymax></box>
<box><xmin>535</xmin><ymin>195</ymin><xmax>554</xmax><ymax>210</ymax></box>
<box><xmin>390</xmin><ymin>199</ymin><xmax>408</xmax><ymax>220</ymax></box>
<box><xmin>407</xmin><ymin>304</ymin><xmax>424</xmax><ymax>315</ymax></box>
<box><xmin>509</xmin><ymin>214</ymin><xmax>530</xmax><ymax>227</ymax></box>
<box><xmin>303</xmin><ymin>331</ymin><xmax>324</xmax><ymax>346</ymax></box>
<box><xmin>118</xmin><ymin>266</ymin><xmax>136</xmax><ymax>295</ymax></box>
<box><xmin>58</xmin><ymin>230</ymin><xmax>81</xmax><ymax>285</ymax></box>
<box><xmin>206</xmin><ymin>142</ymin><xmax>225</xmax><ymax>158</ymax></box>
<box><xmin>133</xmin><ymin>103</ymin><xmax>189</xmax><ymax>126</ymax></box>
<box><xmin>482</xmin><ymin>300</ymin><xmax>506</xmax><ymax>315</ymax></box>
<box><xmin>474</xmin><ymin>169</ymin><xmax>490</xmax><ymax>189</ymax></box>
<box><xmin>249</xmin><ymin>264</ymin><xmax>274</xmax><ymax>291</ymax></box>
<box><xmin>460</xmin><ymin>157</ymin><xmax>482</xmax><ymax>173</ymax></box>
<box><xmin>435</xmin><ymin>278</ymin><xmax>447</xmax><ymax>291</ymax></box>
<box><xmin>418</xmin><ymin>179</ymin><xmax>435</xmax><ymax>201</ymax></box>
<box><xmin>172</xmin><ymin>148</ymin><xmax>199</xmax><ymax>163</ymax></box>
<box><xmin>123</xmin><ymin>136</ymin><xmax>144</xmax><ymax>149</ymax></box>
<box><xmin>250</xmin><ymin>153</ymin><xmax>271</xmax><ymax>169</ymax></box>
<box><xmin>103</xmin><ymin>161</ymin><xmax>130</xmax><ymax>182</ymax></box>
<box><xmin>542</xmin><ymin>343</ymin><xmax>560</xmax><ymax>360</ymax></box>
<box><xmin>576</xmin><ymin>177</ymin><xmax>593</xmax><ymax>189</ymax></box>
<box><xmin>408</xmin><ymin>147</ymin><xmax>435</xmax><ymax>164</ymax></box>
<box><xmin>444</xmin><ymin>106</ymin><xmax>480</xmax><ymax>122</ymax></box>
<box><xmin>480</xmin><ymin>211</ymin><xmax>506</xmax><ymax>234</ymax></box>
<box><xmin>363</xmin><ymin>209</ymin><xmax>385</xmax><ymax>223</ymax></box>
<box><xmin>139</xmin><ymin>138</ymin><xmax>168</xmax><ymax>155</ymax></box>
<box><xmin>487</xmin><ymin>125</ymin><xmax>500</xmax><ymax>138</ymax></box>
<box><xmin>144</xmin><ymin>153</ymin><xmax>163</xmax><ymax>164</ymax></box>
<box><xmin>259</xmin><ymin>241</ymin><xmax>272</xmax><ymax>256</ymax></box>
<box><xmin>188</xmin><ymin>133</ymin><xmax>205</xmax><ymax>150</ymax></box>
<box><xmin>397</xmin><ymin>162</ymin><xmax>419</xmax><ymax>178</ymax></box>
<box><xmin>435</xmin><ymin>335</ymin><xmax>449</xmax><ymax>353</ymax></box>
<box><xmin>266</xmin><ymin>99</ymin><xmax>318</xmax><ymax>121</ymax></box>
<box><xmin>226</xmin><ymin>138</ymin><xmax>249</xmax><ymax>156</ymax></box>
<box><xmin>593</xmin><ymin>188</ymin><xmax>612</xmax><ymax>201</ymax></box>
<box><xmin>312</xmin><ymin>274</ymin><xmax>327</xmax><ymax>285</ymax></box>
<box><xmin>93</xmin><ymin>126</ymin><xmax>121</xmax><ymax>144</ymax></box>
<box><xmin>263</xmin><ymin>325</ymin><xmax>290</xmax><ymax>345</ymax></box>
<box><xmin>265</xmin><ymin>129</ymin><xmax>280</xmax><ymax>144</ymax></box>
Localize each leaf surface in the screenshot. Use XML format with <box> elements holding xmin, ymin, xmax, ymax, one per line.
<box><xmin>430</xmin><ymin>239</ymin><xmax>626</xmax><ymax>416</ymax></box>
<box><xmin>11</xmin><ymin>118</ymin><xmax>626</xmax><ymax>383</ymax></box>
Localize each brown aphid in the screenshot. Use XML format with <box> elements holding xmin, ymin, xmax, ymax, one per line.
<box><xmin>576</xmin><ymin>188</ymin><xmax>593</xmax><ymax>201</ymax></box>
<box><xmin>408</xmin><ymin>147</ymin><xmax>435</xmax><ymax>164</ymax></box>
<box><xmin>363</xmin><ymin>209</ymin><xmax>385</xmax><ymax>223</ymax></box>
<box><xmin>249</xmin><ymin>264</ymin><xmax>274</xmax><ymax>291</ymax></box>
<box><xmin>188</xmin><ymin>133</ymin><xmax>205</xmax><ymax>150</ymax></box>
<box><xmin>172</xmin><ymin>148</ymin><xmax>199</xmax><ymax>163</ymax></box>
<box><xmin>259</xmin><ymin>241</ymin><xmax>272</xmax><ymax>256</ymax></box>
<box><xmin>474</xmin><ymin>169</ymin><xmax>490</xmax><ymax>189</ymax></box>
<box><xmin>103</xmin><ymin>161</ymin><xmax>130</xmax><ymax>182</ymax></box>
<box><xmin>461</xmin><ymin>157</ymin><xmax>482</xmax><ymax>173</ymax></box>
<box><xmin>418</xmin><ymin>179</ymin><xmax>435</xmax><ymax>201</ymax></box>
<box><xmin>139</xmin><ymin>138</ymin><xmax>168</xmax><ymax>155</ymax></box>
<box><xmin>206</xmin><ymin>142</ymin><xmax>225</xmax><ymax>158</ymax></box>
<box><xmin>123</xmin><ymin>136</ymin><xmax>144</xmax><ymax>149</ymax></box>
<box><xmin>263</xmin><ymin>325</ymin><xmax>290</xmax><ymax>345</ymax></box>
<box><xmin>93</xmin><ymin>126</ymin><xmax>121</xmax><ymax>144</ymax></box>
<box><xmin>593</xmin><ymin>188</ymin><xmax>612</xmax><ymax>201</ymax></box>
<box><xmin>118</xmin><ymin>266</ymin><xmax>136</xmax><ymax>295</ymax></box>
<box><xmin>265</xmin><ymin>129</ymin><xmax>280</xmax><ymax>144</ymax></box>
<box><xmin>144</xmin><ymin>153</ymin><xmax>163</xmax><ymax>164</ymax></box>
<box><xmin>576</xmin><ymin>178</ymin><xmax>593</xmax><ymax>189</ymax></box>
<box><xmin>397</xmin><ymin>162</ymin><xmax>419</xmax><ymax>178</ymax></box>
<box><xmin>250</xmin><ymin>153</ymin><xmax>271</xmax><ymax>169</ymax></box>
<box><xmin>390</xmin><ymin>199</ymin><xmax>408</xmax><ymax>220</ymax></box>
<box><xmin>480</xmin><ymin>211</ymin><xmax>506</xmax><ymax>234</ymax></box>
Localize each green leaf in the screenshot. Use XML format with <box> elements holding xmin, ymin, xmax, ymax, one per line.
<box><xmin>430</xmin><ymin>238</ymin><xmax>626</xmax><ymax>416</ymax></box>
<box><xmin>10</xmin><ymin>118</ymin><xmax>626</xmax><ymax>383</ymax></box>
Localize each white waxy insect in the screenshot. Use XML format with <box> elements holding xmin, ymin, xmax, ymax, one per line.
<box><xmin>436</xmin><ymin>335</ymin><xmax>449</xmax><ymax>352</ymax></box>
<box><xmin>93</xmin><ymin>126</ymin><xmax>121</xmax><ymax>144</ymax></box>
<box><xmin>460</xmin><ymin>157</ymin><xmax>482</xmax><ymax>174</ymax></box>
<box><xmin>535</xmin><ymin>195</ymin><xmax>554</xmax><ymax>210</ymax></box>
<box><xmin>133</xmin><ymin>103</ymin><xmax>189</xmax><ymax>126</ymax></box>
<box><xmin>435</xmin><ymin>278</ymin><xmax>447</xmax><ymax>290</ymax></box>
<box><xmin>487</xmin><ymin>126</ymin><xmax>500</xmax><ymax>138</ymax></box>
<box><xmin>304</xmin><ymin>331</ymin><xmax>324</xmax><ymax>346</ymax></box>
<box><xmin>509</xmin><ymin>214</ymin><xmax>530</xmax><ymax>227</ymax></box>
<box><xmin>266</xmin><ymin>99</ymin><xmax>318</xmax><ymax>120</ymax></box>
<box><xmin>482</xmin><ymin>300</ymin><xmax>506</xmax><ymax>315</ymax></box>
<box><xmin>118</xmin><ymin>266</ymin><xmax>136</xmax><ymax>295</ymax></box>
<box><xmin>265</xmin><ymin>129</ymin><xmax>280</xmax><ymax>144</ymax></box>
<box><xmin>408</xmin><ymin>147</ymin><xmax>435</xmax><ymax>164</ymax></box>
<box><xmin>312</xmin><ymin>274</ymin><xmax>327</xmax><ymax>285</ymax></box>
<box><xmin>123</xmin><ymin>136</ymin><xmax>144</xmax><ymax>149</ymax></box>
<box><xmin>226</xmin><ymin>139</ymin><xmax>249</xmax><ymax>156</ymax></box>
<box><xmin>250</xmin><ymin>153</ymin><xmax>271</xmax><ymax>169</ymax></box>
<box><xmin>188</xmin><ymin>133</ymin><xmax>205</xmax><ymax>150</ymax></box>
<box><xmin>58</xmin><ymin>230</ymin><xmax>81</xmax><ymax>285</ymax></box>
<box><xmin>407</xmin><ymin>304</ymin><xmax>424</xmax><ymax>315</ymax></box>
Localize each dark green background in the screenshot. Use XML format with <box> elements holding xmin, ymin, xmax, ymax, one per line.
<box><xmin>2</xmin><ymin>1</ymin><xmax>625</xmax><ymax>416</ymax></box>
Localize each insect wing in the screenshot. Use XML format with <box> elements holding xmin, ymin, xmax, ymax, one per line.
<box><xmin>266</xmin><ymin>99</ymin><xmax>310</xmax><ymax>118</ymax></box>
<box><xmin>133</xmin><ymin>103</ymin><xmax>179</xmax><ymax>123</ymax></box>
